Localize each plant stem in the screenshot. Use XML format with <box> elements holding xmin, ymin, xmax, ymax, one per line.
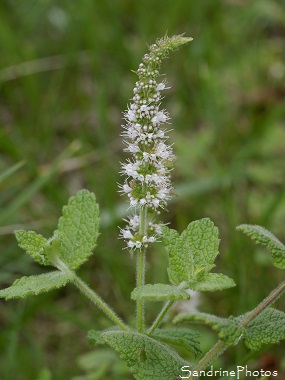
<box><xmin>148</xmin><ymin>300</ymin><xmax>175</xmax><ymax>335</ymax></box>
<box><xmin>136</xmin><ymin>204</ymin><xmax>148</xmax><ymax>333</ymax></box>
<box><xmin>189</xmin><ymin>340</ymin><xmax>227</xmax><ymax>379</ymax></box>
<box><xmin>55</xmin><ymin>258</ymin><xmax>129</xmax><ymax>331</ymax></box>
<box><xmin>73</xmin><ymin>274</ymin><xmax>129</xmax><ymax>331</ymax></box>
<box><xmin>148</xmin><ymin>282</ymin><xmax>188</xmax><ymax>335</ymax></box>
<box><xmin>239</xmin><ymin>279</ymin><xmax>285</xmax><ymax>327</ymax></box>
<box><xmin>136</xmin><ymin>248</ymin><xmax>146</xmax><ymax>332</ymax></box>
<box><xmin>188</xmin><ymin>278</ymin><xmax>285</xmax><ymax>379</ymax></box>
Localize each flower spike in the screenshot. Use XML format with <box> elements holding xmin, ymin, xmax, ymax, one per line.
<box><xmin>119</xmin><ymin>35</ymin><xmax>193</xmax><ymax>251</ymax></box>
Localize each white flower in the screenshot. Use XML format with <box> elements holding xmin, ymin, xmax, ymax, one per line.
<box><xmin>151</xmin><ymin>111</ymin><xmax>168</xmax><ymax>126</ymax></box>
<box><xmin>128</xmin><ymin>240</ymin><xmax>135</xmax><ymax>249</ymax></box>
<box><xmin>156</xmin><ymin>82</ymin><xmax>165</xmax><ymax>91</ymax></box>
<box><xmin>129</xmin><ymin>215</ymin><xmax>140</xmax><ymax>228</ymax></box>
<box><xmin>157</xmin><ymin>187</ymin><xmax>169</xmax><ymax>200</ymax></box>
<box><xmin>140</xmin><ymin>105</ymin><xmax>149</xmax><ymax>113</ymax></box>
<box><xmin>123</xmin><ymin>183</ymin><xmax>132</xmax><ymax>193</ymax></box>
<box><xmin>126</xmin><ymin>110</ymin><xmax>137</xmax><ymax>122</ymax></box>
<box><xmin>125</xmin><ymin>143</ymin><xmax>140</xmax><ymax>154</ymax></box>
<box><xmin>130</xmin><ymin>198</ymin><xmax>138</xmax><ymax>206</ymax></box>
<box><xmin>122</xmin><ymin>161</ymin><xmax>140</xmax><ymax>177</ymax></box>
<box><xmin>155</xmin><ymin>142</ymin><xmax>171</xmax><ymax>159</ymax></box>
<box><xmin>156</xmin><ymin>80</ymin><xmax>170</xmax><ymax>91</ymax></box>
<box><xmin>123</xmin><ymin>230</ymin><xmax>133</xmax><ymax>239</ymax></box>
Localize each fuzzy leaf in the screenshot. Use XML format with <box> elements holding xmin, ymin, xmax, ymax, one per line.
<box><xmin>242</xmin><ymin>308</ymin><xmax>285</xmax><ymax>350</ymax></box>
<box><xmin>88</xmin><ymin>330</ymin><xmax>106</xmax><ymax>345</ymax></box>
<box><xmin>57</xmin><ymin>189</ymin><xmax>100</xmax><ymax>270</ymax></box>
<box><xmin>131</xmin><ymin>284</ymin><xmax>190</xmax><ymax>301</ymax></box>
<box><xmin>162</xmin><ymin>219</ymin><xmax>219</xmax><ymax>285</ymax></box>
<box><xmin>151</xmin><ymin>328</ymin><xmax>201</xmax><ymax>358</ymax></box>
<box><xmin>87</xmin><ymin>327</ymin><xmax>121</xmax><ymax>346</ymax></box>
<box><xmin>237</xmin><ymin>224</ymin><xmax>285</xmax><ymax>269</ymax></box>
<box><xmin>174</xmin><ymin>312</ymin><xmax>244</xmax><ymax>346</ymax></box>
<box><xmin>102</xmin><ymin>331</ymin><xmax>190</xmax><ymax>380</ymax></box>
<box><xmin>162</xmin><ymin>218</ymin><xmax>235</xmax><ymax>291</ymax></box>
<box><xmin>15</xmin><ymin>230</ymin><xmax>51</xmax><ymax>266</ymax></box>
<box><xmin>0</xmin><ymin>271</ymin><xmax>74</xmax><ymax>300</ymax></box>
<box><xmin>191</xmin><ymin>273</ymin><xmax>236</xmax><ymax>292</ymax></box>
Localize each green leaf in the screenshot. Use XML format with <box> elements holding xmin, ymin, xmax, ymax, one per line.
<box><xmin>162</xmin><ymin>218</ymin><xmax>235</xmax><ymax>291</ymax></box>
<box><xmin>191</xmin><ymin>273</ymin><xmax>235</xmax><ymax>292</ymax></box>
<box><xmin>42</xmin><ymin>236</ymin><xmax>61</xmax><ymax>265</ymax></box>
<box><xmin>242</xmin><ymin>308</ymin><xmax>285</xmax><ymax>351</ymax></box>
<box><xmin>88</xmin><ymin>330</ymin><xmax>106</xmax><ymax>345</ymax></box>
<box><xmin>0</xmin><ymin>271</ymin><xmax>74</xmax><ymax>300</ymax></box>
<box><xmin>57</xmin><ymin>189</ymin><xmax>100</xmax><ymax>270</ymax></box>
<box><xmin>102</xmin><ymin>331</ymin><xmax>190</xmax><ymax>380</ymax></box>
<box><xmin>151</xmin><ymin>328</ymin><xmax>201</xmax><ymax>358</ymax></box>
<box><xmin>162</xmin><ymin>219</ymin><xmax>219</xmax><ymax>285</ymax></box>
<box><xmin>237</xmin><ymin>224</ymin><xmax>285</xmax><ymax>269</ymax></box>
<box><xmin>15</xmin><ymin>230</ymin><xmax>52</xmax><ymax>266</ymax></box>
<box><xmin>131</xmin><ymin>284</ymin><xmax>190</xmax><ymax>301</ymax></box>
<box><xmin>87</xmin><ymin>327</ymin><xmax>121</xmax><ymax>346</ymax></box>
<box><xmin>174</xmin><ymin>312</ymin><xmax>244</xmax><ymax>346</ymax></box>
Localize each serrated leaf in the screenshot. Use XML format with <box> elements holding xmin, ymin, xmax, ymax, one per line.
<box><xmin>0</xmin><ymin>271</ymin><xmax>74</xmax><ymax>300</ymax></box>
<box><xmin>151</xmin><ymin>328</ymin><xmax>201</xmax><ymax>358</ymax></box>
<box><xmin>191</xmin><ymin>273</ymin><xmax>235</xmax><ymax>292</ymax></box>
<box><xmin>102</xmin><ymin>331</ymin><xmax>190</xmax><ymax>380</ymax></box>
<box><xmin>237</xmin><ymin>224</ymin><xmax>285</xmax><ymax>269</ymax></box>
<box><xmin>15</xmin><ymin>230</ymin><xmax>52</xmax><ymax>266</ymax></box>
<box><xmin>242</xmin><ymin>308</ymin><xmax>285</xmax><ymax>350</ymax></box>
<box><xmin>162</xmin><ymin>219</ymin><xmax>235</xmax><ymax>291</ymax></box>
<box><xmin>162</xmin><ymin>219</ymin><xmax>219</xmax><ymax>285</ymax></box>
<box><xmin>174</xmin><ymin>312</ymin><xmax>244</xmax><ymax>346</ymax></box>
<box><xmin>131</xmin><ymin>284</ymin><xmax>190</xmax><ymax>301</ymax></box>
<box><xmin>57</xmin><ymin>189</ymin><xmax>100</xmax><ymax>270</ymax></box>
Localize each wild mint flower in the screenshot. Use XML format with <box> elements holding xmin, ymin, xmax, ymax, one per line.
<box><xmin>119</xmin><ymin>35</ymin><xmax>192</xmax><ymax>251</ymax></box>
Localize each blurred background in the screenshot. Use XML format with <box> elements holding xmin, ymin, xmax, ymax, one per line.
<box><xmin>0</xmin><ymin>0</ymin><xmax>285</xmax><ymax>379</ymax></box>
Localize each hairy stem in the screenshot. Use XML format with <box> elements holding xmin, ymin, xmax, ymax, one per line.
<box><xmin>73</xmin><ymin>275</ymin><xmax>129</xmax><ymax>331</ymax></box>
<box><xmin>136</xmin><ymin>248</ymin><xmax>146</xmax><ymax>332</ymax></box>
<box><xmin>55</xmin><ymin>258</ymin><xmax>129</xmax><ymax>331</ymax></box>
<box><xmin>148</xmin><ymin>300</ymin><xmax>175</xmax><ymax>335</ymax></box>
<box><xmin>189</xmin><ymin>278</ymin><xmax>285</xmax><ymax>379</ymax></box>
<box><xmin>148</xmin><ymin>282</ymin><xmax>188</xmax><ymax>335</ymax></box>
<box><xmin>239</xmin><ymin>279</ymin><xmax>285</xmax><ymax>327</ymax></box>
<box><xmin>136</xmin><ymin>204</ymin><xmax>148</xmax><ymax>333</ymax></box>
<box><xmin>136</xmin><ymin>205</ymin><xmax>148</xmax><ymax>333</ymax></box>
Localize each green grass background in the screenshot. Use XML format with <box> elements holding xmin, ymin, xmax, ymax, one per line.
<box><xmin>0</xmin><ymin>1</ymin><xmax>285</xmax><ymax>379</ymax></box>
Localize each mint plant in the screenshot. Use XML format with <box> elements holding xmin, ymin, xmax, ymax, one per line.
<box><xmin>1</xmin><ymin>34</ymin><xmax>285</xmax><ymax>380</ymax></box>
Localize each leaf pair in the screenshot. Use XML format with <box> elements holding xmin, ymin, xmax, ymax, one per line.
<box><xmin>0</xmin><ymin>190</ymin><xmax>100</xmax><ymax>300</ymax></box>
<box><xmin>163</xmin><ymin>218</ymin><xmax>235</xmax><ymax>291</ymax></box>
<box><xmin>174</xmin><ymin>307</ymin><xmax>285</xmax><ymax>351</ymax></box>
<box><xmin>132</xmin><ymin>219</ymin><xmax>235</xmax><ymax>303</ymax></box>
